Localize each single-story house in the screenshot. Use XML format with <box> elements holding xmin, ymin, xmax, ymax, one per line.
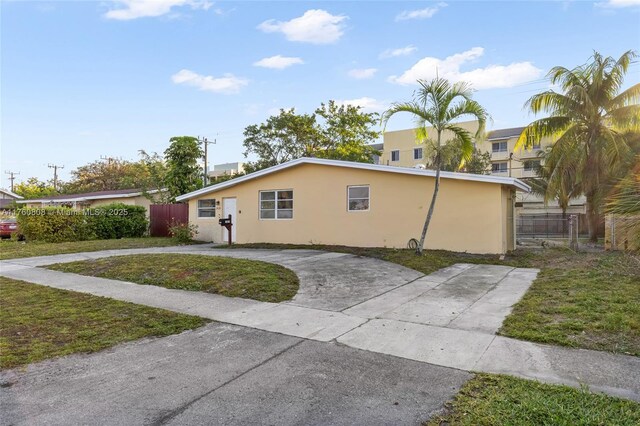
<box><xmin>0</xmin><ymin>188</ymin><xmax>23</xmax><ymax>209</ymax></box>
<box><xmin>16</xmin><ymin>188</ymin><xmax>162</xmax><ymax>217</ymax></box>
<box><xmin>177</xmin><ymin>158</ymin><xmax>530</xmax><ymax>254</ymax></box>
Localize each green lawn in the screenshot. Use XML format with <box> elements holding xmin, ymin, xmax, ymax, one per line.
<box><xmin>426</xmin><ymin>374</ymin><xmax>640</xmax><ymax>426</ymax></box>
<box><xmin>225</xmin><ymin>243</ymin><xmax>640</xmax><ymax>355</ymax></box>
<box><xmin>0</xmin><ymin>277</ymin><xmax>208</xmax><ymax>369</ymax></box>
<box><xmin>0</xmin><ymin>237</ymin><xmax>198</xmax><ymax>260</ymax></box>
<box><xmin>46</xmin><ymin>253</ymin><xmax>299</xmax><ymax>303</ymax></box>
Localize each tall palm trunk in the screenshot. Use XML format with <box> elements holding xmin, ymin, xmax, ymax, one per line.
<box><xmin>586</xmin><ymin>195</ymin><xmax>601</xmax><ymax>243</ymax></box>
<box><xmin>417</xmin><ymin>131</ymin><xmax>442</xmax><ymax>254</ymax></box>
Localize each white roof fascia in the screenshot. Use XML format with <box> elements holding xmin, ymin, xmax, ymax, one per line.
<box><xmin>176</xmin><ymin>157</ymin><xmax>530</xmax><ymax>202</ymax></box>
<box><xmin>15</xmin><ymin>191</ymin><xmax>150</xmax><ymax>204</ymax></box>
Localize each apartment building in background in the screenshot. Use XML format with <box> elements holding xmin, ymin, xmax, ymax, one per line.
<box><xmin>378</xmin><ymin>123</ymin><xmax>587</xmax><ymax>218</ymax></box>
<box><xmin>208</xmin><ymin>162</ymin><xmax>245</xmax><ymax>179</ymax></box>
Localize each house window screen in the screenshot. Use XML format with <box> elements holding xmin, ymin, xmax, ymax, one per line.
<box><xmin>197</xmin><ymin>199</ymin><xmax>216</xmax><ymax>217</ymax></box>
<box><xmin>260</xmin><ymin>190</ymin><xmax>293</xmax><ymax>219</ymax></box>
<box><xmin>348</xmin><ymin>186</ymin><xmax>370</xmax><ymax>211</ymax></box>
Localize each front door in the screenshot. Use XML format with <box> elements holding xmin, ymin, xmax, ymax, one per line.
<box><xmin>222</xmin><ymin>198</ymin><xmax>237</xmax><ymax>243</ymax></box>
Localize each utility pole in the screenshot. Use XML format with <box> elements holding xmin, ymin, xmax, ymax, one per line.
<box><xmin>199</xmin><ymin>136</ymin><xmax>216</xmax><ymax>186</ymax></box>
<box><xmin>100</xmin><ymin>156</ymin><xmax>116</xmax><ymax>165</ymax></box>
<box><xmin>4</xmin><ymin>171</ymin><xmax>19</xmax><ymax>192</ymax></box>
<box><xmin>48</xmin><ymin>164</ymin><xmax>64</xmax><ymax>191</ymax></box>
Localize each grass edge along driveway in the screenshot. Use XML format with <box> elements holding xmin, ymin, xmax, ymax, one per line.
<box><xmin>0</xmin><ymin>276</ymin><xmax>208</xmax><ymax>369</ymax></box>
<box><xmin>46</xmin><ymin>253</ymin><xmax>300</xmax><ymax>303</ymax></box>
<box><xmin>0</xmin><ymin>237</ymin><xmax>202</xmax><ymax>260</ymax></box>
<box><xmin>425</xmin><ymin>373</ymin><xmax>640</xmax><ymax>426</ymax></box>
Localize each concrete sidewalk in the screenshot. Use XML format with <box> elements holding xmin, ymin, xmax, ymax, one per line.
<box><xmin>1</xmin><ymin>247</ymin><xmax>639</xmax><ymax>402</ymax></box>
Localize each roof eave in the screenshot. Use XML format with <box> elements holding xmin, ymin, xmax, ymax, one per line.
<box><xmin>176</xmin><ymin>158</ymin><xmax>530</xmax><ymax>200</ymax></box>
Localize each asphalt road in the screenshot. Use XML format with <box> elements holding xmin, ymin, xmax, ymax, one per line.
<box><xmin>1</xmin><ymin>323</ymin><xmax>471</xmax><ymax>426</ymax></box>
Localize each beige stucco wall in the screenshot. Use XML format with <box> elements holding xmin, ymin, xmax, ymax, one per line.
<box><xmin>475</xmin><ymin>134</ymin><xmax>554</xmax><ymax>179</ymax></box>
<box><xmin>188</xmin><ymin>163</ymin><xmax>513</xmax><ymax>254</ymax></box>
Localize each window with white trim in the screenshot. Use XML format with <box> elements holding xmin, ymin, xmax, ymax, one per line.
<box><xmin>492</xmin><ymin>162</ymin><xmax>508</xmax><ymax>173</ymax></box>
<box><xmin>492</xmin><ymin>141</ymin><xmax>508</xmax><ymax>153</ymax></box>
<box><xmin>391</xmin><ymin>150</ymin><xmax>400</xmax><ymax>162</ymax></box>
<box><xmin>348</xmin><ymin>185</ymin><xmax>369</xmax><ymax>211</ymax></box>
<box><xmin>413</xmin><ymin>147</ymin><xmax>423</xmax><ymax>160</ymax></box>
<box><xmin>197</xmin><ymin>199</ymin><xmax>216</xmax><ymax>218</ymax></box>
<box><xmin>260</xmin><ymin>190</ymin><xmax>293</xmax><ymax>219</ymax></box>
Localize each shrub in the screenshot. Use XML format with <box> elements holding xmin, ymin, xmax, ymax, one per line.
<box><xmin>168</xmin><ymin>221</ymin><xmax>198</xmax><ymax>243</ymax></box>
<box><xmin>16</xmin><ymin>208</ymin><xmax>95</xmax><ymax>243</ymax></box>
<box><xmin>89</xmin><ymin>203</ymin><xmax>148</xmax><ymax>239</ymax></box>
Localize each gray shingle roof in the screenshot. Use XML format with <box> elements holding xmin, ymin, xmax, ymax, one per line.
<box><xmin>487</xmin><ymin>126</ymin><xmax>526</xmax><ymax>140</ymax></box>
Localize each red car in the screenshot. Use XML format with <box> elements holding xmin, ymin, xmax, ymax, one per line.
<box><xmin>0</xmin><ymin>218</ymin><xmax>19</xmax><ymax>239</ymax></box>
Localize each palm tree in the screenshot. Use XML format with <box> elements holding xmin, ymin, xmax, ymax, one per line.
<box><xmin>606</xmin><ymin>157</ymin><xmax>640</xmax><ymax>249</ymax></box>
<box><xmin>381</xmin><ymin>77</ymin><xmax>489</xmax><ymax>254</ymax></box>
<box><xmin>527</xmin><ymin>147</ymin><xmax>582</xmax><ymax>218</ymax></box>
<box><xmin>516</xmin><ymin>50</ymin><xmax>640</xmax><ymax>242</ymax></box>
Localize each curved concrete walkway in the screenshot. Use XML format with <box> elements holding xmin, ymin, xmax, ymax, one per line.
<box><xmin>1</xmin><ymin>245</ymin><xmax>639</xmax><ymax>402</ymax></box>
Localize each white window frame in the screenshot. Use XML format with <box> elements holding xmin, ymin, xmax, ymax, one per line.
<box><xmin>347</xmin><ymin>185</ymin><xmax>370</xmax><ymax>212</ymax></box>
<box><xmin>413</xmin><ymin>147</ymin><xmax>423</xmax><ymax>160</ymax></box>
<box><xmin>391</xmin><ymin>150</ymin><xmax>400</xmax><ymax>162</ymax></box>
<box><xmin>197</xmin><ymin>199</ymin><xmax>216</xmax><ymax>218</ymax></box>
<box><xmin>259</xmin><ymin>190</ymin><xmax>293</xmax><ymax>220</ymax></box>
<box><xmin>492</xmin><ymin>162</ymin><xmax>508</xmax><ymax>173</ymax></box>
<box><xmin>492</xmin><ymin>141</ymin><xmax>508</xmax><ymax>153</ymax></box>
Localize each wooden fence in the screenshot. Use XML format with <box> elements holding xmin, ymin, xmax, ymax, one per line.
<box><xmin>149</xmin><ymin>204</ymin><xmax>189</xmax><ymax>237</ymax></box>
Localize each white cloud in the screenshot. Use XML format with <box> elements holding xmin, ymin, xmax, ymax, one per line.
<box><xmin>257</xmin><ymin>9</ymin><xmax>348</xmax><ymax>44</ymax></box>
<box><xmin>348</xmin><ymin>68</ymin><xmax>377</xmax><ymax>79</ymax></box>
<box><xmin>395</xmin><ymin>3</ymin><xmax>447</xmax><ymax>21</ymax></box>
<box><xmin>596</xmin><ymin>0</ymin><xmax>640</xmax><ymax>7</ymax></box>
<box><xmin>105</xmin><ymin>0</ymin><xmax>212</xmax><ymax>20</ymax></box>
<box><xmin>253</xmin><ymin>55</ymin><xmax>305</xmax><ymax>70</ymax></box>
<box><xmin>388</xmin><ymin>47</ymin><xmax>543</xmax><ymax>90</ymax></box>
<box><xmin>379</xmin><ymin>45</ymin><xmax>418</xmax><ymax>59</ymax></box>
<box><xmin>171</xmin><ymin>69</ymin><xmax>248</xmax><ymax>94</ymax></box>
<box><xmin>336</xmin><ymin>97</ymin><xmax>387</xmax><ymax>112</ymax></box>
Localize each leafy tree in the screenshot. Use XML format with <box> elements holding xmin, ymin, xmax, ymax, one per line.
<box><xmin>208</xmin><ymin>172</ymin><xmax>245</xmax><ymax>185</ymax></box>
<box><xmin>242</xmin><ymin>109</ymin><xmax>320</xmax><ymax>173</ymax></box>
<box><xmin>13</xmin><ymin>177</ymin><xmax>58</xmax><ymax>199</ymax></box>
<box><xmin>314</xmin><ymin>100</ymin><xmax>381</xmax><ymax>162</ymax></box>
<box><xmin>138</xmin><ymin>150</ymin><xmax>171</xmax><ymax>202</ymax></box>
<box><xmin>516</xmin><ymin>50</ymin><xmax>640</xmax><ymax>242</ymax></box>
<box><xmin>164</xmin><ymin>136</ymin><xmax>203</xmax><ymax>200</ymax></box>
<box><xmin>428</xmin><ymin>138</ymin><xmax>492</xmax><ymax>174</ymax></box>
<box><xmin>242</xmin><ymin>101</ymin><xmax>381</xmax><ymax>173</ymax></box>
<box><xmin>382</xmin><ymin>77</ymin><xmax>489</xmax><ymax>254</ymax></box>
<box><xmin>63</xmin><ymin>153</ymin><xmax>168</xmax><ymax>196</ymax></box>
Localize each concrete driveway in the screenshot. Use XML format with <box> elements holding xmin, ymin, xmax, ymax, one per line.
<box><xmin>1</xmin><ymin>244</ymin><xmax>639</xmax><ymax>426</ymax></box>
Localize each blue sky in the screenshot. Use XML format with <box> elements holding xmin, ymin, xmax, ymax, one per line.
<box><xmin>2</xmin><ymin>0</ymin><xmax>639</xmax><ymax>185</ymax></box>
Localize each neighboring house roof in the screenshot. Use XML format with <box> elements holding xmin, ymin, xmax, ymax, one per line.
<box><xmin>16</xmin><ymin>188</ymin><xmax>159</xmax><ymax>204</ymax></box>
<box><xmin>176</xmin><ymin>157</ymin><xmax>530</xmax><ymax>202</ymax></box>
<box><xmin>0</xmin><ymin>188</ymin><xmax>24</xmax><ymax>199</ymax></box>
<box><xmin>487</xmin><ymin>126</ymin><xmax>526</xmax><ymax>141</ymax></box>
<box><xmin>369</xmin><ymin>143</ymin><xmax>384</xmax><ymax>151</ymax></box>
